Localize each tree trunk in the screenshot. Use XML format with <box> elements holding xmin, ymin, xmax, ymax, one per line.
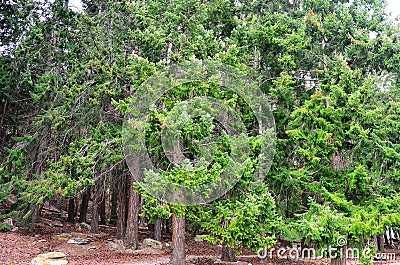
<box><xmin>124</xmin><ymin>173</ymin><xmax>140</xmax><ymax>249</ymax></box>
<box><xmin>117</xmin><ymin>174</ymin><xmax>127</xmax><ymax>239</ymax></box>
<box><xmin>91</xmin><ymin>181</ymin><xmax>100</xmax><ymax>233</ymax></box>
<box><xmin>79</xmin><ymin>187</ymin><xmax>90</xmax><ymax>223</ymax></box>
<box><xmin>110</xmin><ymin>182</ymin><xmax>118</xmax><ymax>225</ymax></box>
<box><xmin>154</xmin><ymin>218</ymin><xmax>162</xmax><ymax>242</ymax></box>
<box><xmin>164</xmin><ymin>218</ymin><xmax>170</xmax><ymax>234</ymax></box>
<box><xmin>67</xmin><ymin>198</ymin><xmax>75</xmax><ymax>223</ymax></box>
<box><xmin>170</xmin><ymin>212</ymin><xmax>186</xmax><ymax>265</ymax></box>
<box><xmin>31</xmin><ymin>204</ymin><xmax>42</xmax><ymax>223</ymax></box>
<box><xmin>331</xmin><ymin>258</ymin><xmax>347</xmax><ymax>265</ymax></box>
<box><xmin>378</xmin><ymin>234</ymin><xmax>385</xmax><ymax>251</ymax></box>
<box><xmin>331</xmin><ymin>246</ymin><xmax>347</xmax><ymax>265</ymax></box>
<box><xmin>100</xmin><ymin>192</ymin><xmax>106</xmax><ymax>225</ymax></box>
<box><xmin>221</xmin><ymin>245</ymin><xmax>237</xmax><ymax>262</ymax></box>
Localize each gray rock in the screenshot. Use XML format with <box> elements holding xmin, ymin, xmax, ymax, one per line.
<box><xmin>53</xmin><ymin>220</ymin><xmax>63</xmax><ymax>227</ymax></box>
<box><xmin>85</xmin><ymin>246</ymin><xmax>100</xmax><ymax>250</ymax></box>
<box><xmin>143</xmin><ymin>238</ymin><xmax>163</xmax><ymax>250</ymax></box>
<box><xmin>80</xmin><ymin>222</ymin><xmax>91</xmax><ymax>230</ymax></box>
<box><xmin>58</xmin><ymin>233</ymin><xmax>73</xmax><ymax>238</ymax></box>
<box><xmin>67</xmin><ymin>238</ymin><xmax>91</xmax><ymax>245</ymax></box>
<box><xmin>165</xmin><ymin>242</ymin><xmax>172</xmax><ymax>249</ymax></box>
<box><xmin>31</xmin><ymin>252</ymin><xmax>68</xmax><ymax>265</ymax></box>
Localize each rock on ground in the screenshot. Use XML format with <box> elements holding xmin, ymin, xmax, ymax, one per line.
<box><xmin>31</xmin><ymin>252</ymin><xmax>68</xmax><ymax>265</ymax></box>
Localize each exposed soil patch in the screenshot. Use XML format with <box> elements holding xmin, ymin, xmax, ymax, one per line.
<box><xmin>1</xmin><ymin>221</ymin><xmax>400</xmax><ymax>265</ymax></box>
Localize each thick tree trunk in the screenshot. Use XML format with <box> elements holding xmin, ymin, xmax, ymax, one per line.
<box><xmin>170</xmin><ymin>212</ymin><xmax>186</xmax><ymax>265</ymax></box>
<box><xmin>79</xmin><ymin>187</ymin><xmax>90</xmax><ymax>223</ymax></box>
<box><xmin>117</xmin><ymin>174</ymin><xmax>127</xmax><ymax>239</ymax></box>
<box><xmin>154</xmin><ymin>218</ymin><xmax>162</xmax><ymax>242</ymax></box>
<box><xmin>124</xmin><ymin>173</ymin><xmax>140</xmax><ymax>249</ymax></box>
<box><xmin>67</xmin><ymin>198</ymin><xmax>75</xmax><ymax>223</ymax></box>
<box><xmin>221</xmin><ymin>245</ymin><xmax>237</xmax><ymax>262</ymax></box>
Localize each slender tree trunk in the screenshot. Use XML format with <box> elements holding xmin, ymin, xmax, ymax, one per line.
<box><xmin>154</xmin><ymin>218</ymin><xmax>162</xmax><ymax>242</ymax></box>
<box><xmin>170</xmin><ymin>212</ymin><xmax>186</xmax><ymax>265</ymax></box>
<box><xmin>124</xmin><ymin>173</ymin><xmax>140</xmax><ymax>249</ymax></box>
<box><xmin>31</xmin><ymin>204</ymin><xmax>42</xmax><ymax>223</ymax></box>
<box><xmin>79</xmin><ymin>187</ymin><xmax>90</xmax><ymax>223</ymax></box>
<box><xmin>0</xmin><ymin>100</ymin><xmax>7</xmax><ymax>164</ymax></box>
<box><xmin>67</xmin><ymin>198</ymin><xmax>75</xmax><ymax>223</ymax></box>
<box><xmin>378</xmin><ymin>234</ymin><xmax>385</xmax><ymax>251</ymax></box>
<box><xmin>221</xmin><ymin>245</ymin><xmax>237</xmax><ymax>262</ymax></box>
<box><xmin>110</xmin><ymin>182</ymin><xmax>118</xmax><ymax>225</ymax></box>
<box><xmin>164</xmin><ymin>218</ymin><xmax>170</xmax><ymax>234</ymax></box>
<box><xmin>91</xmin><ymin>180</ymin><xmax>100</xmax><ymax>233</ymax></box>
<box><xmin>100</xmin><ymin>192</ymin><xmax>106</xmax><ymax>225</ymax></box>
<box><xmin>331</xmin><ymin>256</ymin><xmax>347</xmax><ymax>265</ymax></box>
<box><xmin>331</xmin><ymin>245</ymin><xmax>347</xmax><ymax>265</ymax></box>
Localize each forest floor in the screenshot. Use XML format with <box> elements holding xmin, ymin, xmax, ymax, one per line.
<box><xmin>1</xmin><ymin>218</ymin><xmax>400</xmax><ymax>265</ymax></box>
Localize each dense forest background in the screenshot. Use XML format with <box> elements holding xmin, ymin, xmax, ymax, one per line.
<box><xmin>1</xmin><ymin>0</ymin><xmax>400</xmax><ymax>264</ymax></box>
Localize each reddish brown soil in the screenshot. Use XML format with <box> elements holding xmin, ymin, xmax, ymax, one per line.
<box><xmin>1</xmin><ymin>221</ymin><xmax>400</xmax><ymax>265</ymax></box>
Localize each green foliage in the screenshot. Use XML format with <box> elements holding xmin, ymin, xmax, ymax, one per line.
<box><xmin>197</xmin><ymin>184</ymin><xmax>278</xmax><ymax>252</ymax></box>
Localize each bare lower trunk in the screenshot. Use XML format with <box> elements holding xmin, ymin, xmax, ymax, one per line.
<box><xmin>170</xmin><ymin>212</ymin><xmax>186</xmax><ymax>265</ymax></box>
<box><xmin>124</xmin><ymin>174</ymin><xmax>140</xmax><ymax>249</ymax></box>
<box><xmin>91</xmin><ymin>181</ymin><xmax>100</xmax><ymax>233</ymax></box>
<box><xmin>79</xmin><ymin>188</ymin><xmax>90</xmax><ymax>223</ymax></box>
<box><xmin>331</xmin><ymin>258</ymin><xmax>347</xmax><ymax>265</ymax></box>
<box><xmin>221</xmin><ymin>245</ymin><xmax>237</xmax><ymax>262</ymax></box>
<box><xmin>154</xmin><ymin>218</ymin><xmax>162</xmax><ymax>242</ymax></box>
<box><xmin>377</xmin><ymin>234</ymin><xmax>385</xmax><ymax>251</ymax></box>
<box><xmin>67</xmin><ymin>198</ymin><xmax>75</xmax><ymax>223</ymax></box>
<box><xmin>31</xmin><ymin>204</ymin><xmax>42</xmax><ymax>223</ymax></box>
<box><xmin>331</xmin><ymin>246</ymin><xmax>347</xmax><ymax>265</ymax></box>
<box><xmin>100</xmin><ymin>193</ymin><xmax>106</xmax><ymax>225</ymax></box>
<box><xmin>117</xmin><ymin>174</ymin><xmax>127</xmax><ymax>239</ymax></box>
<box><xmin>110</xmin><ymin>183</ymin><xmax>118</xmax><ymax>225</ymax></box>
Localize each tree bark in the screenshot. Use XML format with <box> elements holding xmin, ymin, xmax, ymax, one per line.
<box><xmin>79</xmin><ymin>187</ymin><xmax>90</xmax><ymax>223</ymax></box>
<box><xmin>124</xmin><ymin>173</ymin><xmax>140</xmax><ymax>249</ymax></box>
<box><xmin>91</xmin><ymin>180</ymin><xmax>100</xmax><ymax>233</ymax></box>
<box><xmin>154</xmin><ymin>218</ymin><xmax>162</xmax><ymax>242</ymax></box>
<box><xmin>377</xmin><ymin>234</ymin><xmax>385</xmax><ymax>251</ymax></box>
<box><xmin>100</xmin><ymin>192</ymin><xmax>106</xmax><ymax>225</ymax></box>
<box><xmin>170</xmin><ymin>212</ymin><xmax>186</xmax><ymax>265</ymax></box>
<box><xmin>117</xmin><ymin>174</ymin><xmax>127</xmax><ymax>239</ymax></box>
<box><xmin>331</xmin><ymin>257</ymin><xmax>347</xmax><ymax>265</ymax></box>
<box><xmin>67</xmin><ymin>198</ymin><xmax>75</xmax><ymax>223</ymax></box>
<box><xmin>110</xmin><ymin>182</ymin><xmax>118</xmax><ymax>225</ymax></box>
<box><xmin>331</xmin><ymin>246</ymin><xmax>347</xmax><ymax>265</ymax></box>
<box><xmin>221</xmin><ymin>245</ymin><xmax>237</xmax><ymax>262</ymax></box>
